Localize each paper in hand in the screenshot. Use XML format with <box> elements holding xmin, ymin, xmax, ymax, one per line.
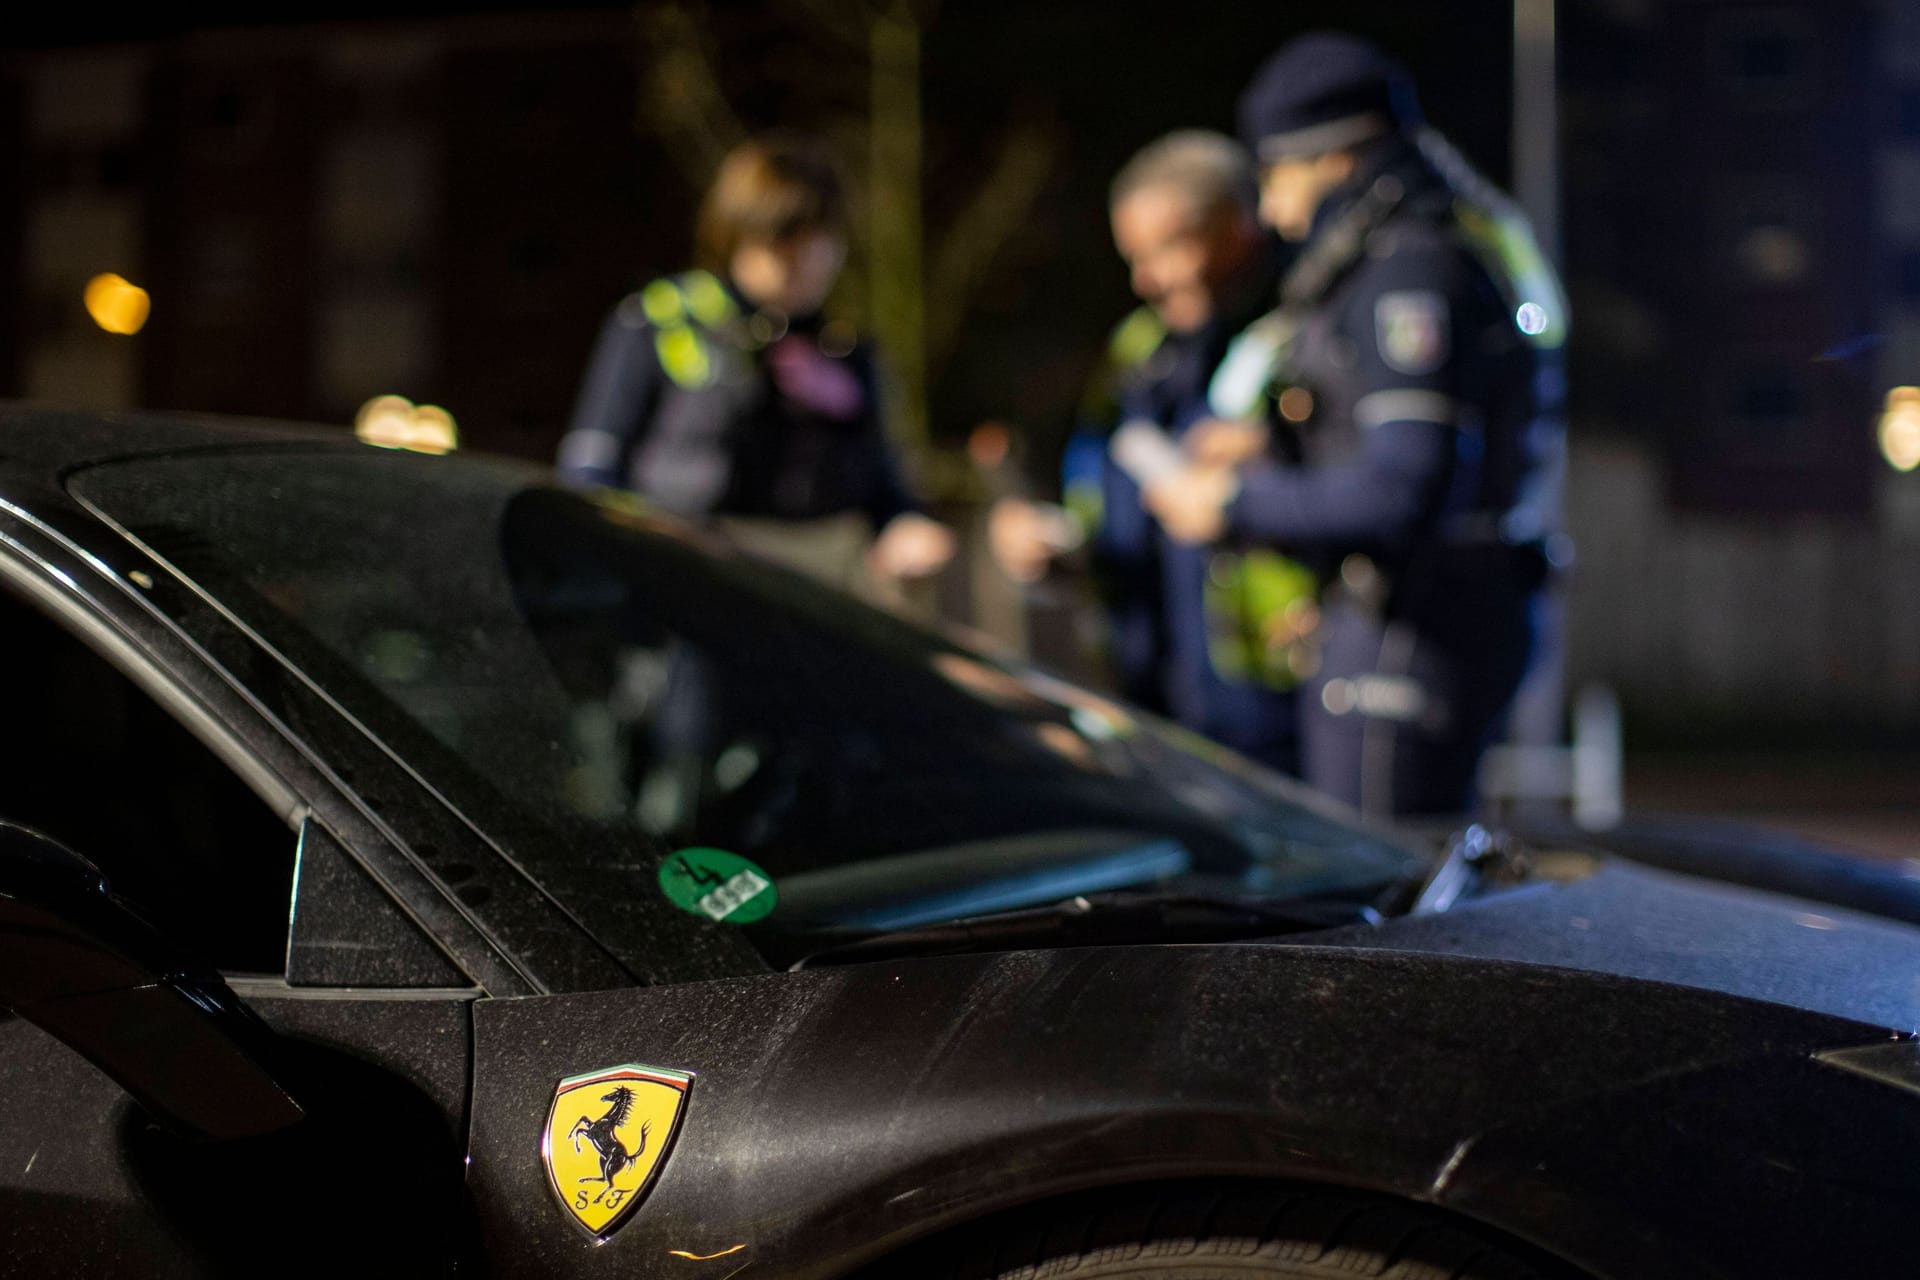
<box><xmin>1208</xmin><ymin>313</ymin><xmax>1291</xmax><ymax>418</ymax></box>
<box><xmin>1110</xmin><ymin>420</ymin><xmax>1187</xmax><ymax>489</ymax></box>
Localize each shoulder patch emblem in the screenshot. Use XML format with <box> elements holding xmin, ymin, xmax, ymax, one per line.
<box><xmin>543</xmin><ymin>1063</ymin><xmax>694</xmax><ymax>1240</ymax></box>
<box><xmin>1374</xmin><ymin>290</ymin><xmax>1450</xmax><ymax>376</ymax></box>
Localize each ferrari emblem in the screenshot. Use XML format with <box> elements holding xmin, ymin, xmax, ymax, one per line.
<box><xmin>542</xmin><ymin>1063</ymin><xmax>693</xmax><ymax>1239</ymax></box>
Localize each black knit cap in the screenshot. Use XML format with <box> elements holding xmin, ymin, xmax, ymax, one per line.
<box><xmin>1237</xmin><ymin>32</ymin><xmax>1423</xmax><ymax>163</ymax></box>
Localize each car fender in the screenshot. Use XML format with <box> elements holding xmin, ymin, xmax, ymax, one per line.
<box><xmin>464</xmin><ymin>942</ymin><xmax>1872</xmax><ymax>1278</ymax></box>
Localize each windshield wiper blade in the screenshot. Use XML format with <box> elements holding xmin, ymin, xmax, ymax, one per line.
<box><xmin>1382</xmin><ymin>823</ymin><xmax>1531</xmax><ymax>917</ymax></box>
<box><xmin>784</xmin><ymin>890</ymin><xmax>1382</xmax><ymax>970</ymax></box>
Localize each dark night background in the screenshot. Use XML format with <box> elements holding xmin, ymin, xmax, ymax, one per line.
<box><xmin>5</xmin><ymin>1</ymin><xmax>1918</xmax><ymax>850</ymax></box>
<box><xmin>1</xmin><ymin>2</ymin><xmax>1517</xmax><ymax>451</ymax></box>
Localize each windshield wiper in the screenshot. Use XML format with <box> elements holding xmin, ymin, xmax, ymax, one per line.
<box><xmin>783</xmin><ymin>889</ymin><xmax>1382</xmax><ymax>970</ymax></box>
<box><xmin>1379</xmin><ymin>823</ymin><xmax>1532</xmax><ymax>917</ymax></box>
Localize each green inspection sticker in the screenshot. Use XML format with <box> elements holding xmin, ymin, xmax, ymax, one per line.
<box><xmin>659</xmin><ymin>847</ymin><xmax>777</xmax><ymax>924</ymax></box>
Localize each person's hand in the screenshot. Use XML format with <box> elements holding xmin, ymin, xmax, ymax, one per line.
<box><xmin>870</xmin><ymin>512</ymin><xmax>957</xmax><ymax>580</ymax></box>
<box><xmin>1144</xmin><ymin>466</ymin><xmax>1239</xmax><ymax>545</ymax></box>
<box><xmin>988</xmin><ymin>499</ymin><xmax>1078</xmax><ymax>583</ymax></box>
<box><xmin>1183</xmin><ymin>417</ymin><xmax>1269</xmax><ymax>470</ymax></box>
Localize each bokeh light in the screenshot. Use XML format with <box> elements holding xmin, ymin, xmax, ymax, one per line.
<box><xmin>1277</xmin><ymin>386</ymin><xmax>1315</xmax><ymax>423</ymax></box>
<box><xmin>1878</xmin><ymin>387</ymin><xmax>1920</xmax><ymax>473</ymax></box>
<box><xmin>968</xmin><ymin>420</ymin><xmax>1011</xmax><ymax>470</ymax></box>
<box><xmin>1737</xmin><ymin>226</ymin><xmax>1810</xmax><ymax>284</ymax></box>
<box><xmin>354</xmin><ymin>394</ymin><xmax>459</xmax><ymax>454</ymax></box>
<box><xmin>83</xmin><ymin>273</ymin><xmax>150</xmax><ymax>336</ymax></box>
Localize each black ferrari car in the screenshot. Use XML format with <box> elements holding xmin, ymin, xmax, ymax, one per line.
<box><xmin>3</xmin><ymin>405</ymin><xmax>1918</xmax><ymax>1279</ymax></box>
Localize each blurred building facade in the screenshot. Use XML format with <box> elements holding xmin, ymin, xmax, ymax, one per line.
<box><xmin>1</xmin><ymin>14</ymin><xmax>670</xmax><ymax>457</ymax></box>
<box><xmin>1562</xmin><ymin>0</ymin><xmax>1920</xmax><ymax>748</ymax></box>
<box><xmin>1</xmin><ymin>3</ymin><xmax>1512</xmax><ymax>458</ymax></box>
<box><xmin>15</xmin><ymin>1</ymin><xmax>1920</xmax><ymax>752</ymax></box>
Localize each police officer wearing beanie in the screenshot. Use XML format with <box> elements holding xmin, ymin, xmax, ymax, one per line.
<box><xmin>1144</xmin><ymin>32</ymin><xmax>1569</xmax><ymax>817</ymax></box>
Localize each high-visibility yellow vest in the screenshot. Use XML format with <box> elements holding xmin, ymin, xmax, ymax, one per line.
<box><xmin>638</xmin><ymin>271</ymin><xmax>741</xmax><ymax>390</ymax></box>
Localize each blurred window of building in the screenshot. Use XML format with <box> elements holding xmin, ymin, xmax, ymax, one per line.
<box><xmin>1711</xmin><ymin>8</ymin><xmax>1818</xmax><ymax>113</ymax></box>
<box><xmin>1898</xmin><ymin>87</ymin><xmax>1920</xmax><ymax>139</ymax></box>
<box><xmin>1731</xmin><ymin>367</ymin><xmax>1810</xmax><ymax>444</ymax></box>
<box><xmin>1715</xmin><ymin>176</ymin><xmax>1819</xmax><ymax>288</ymax></box>
<box><xmin>21</xmin><ymin>51</ymin><xmax>149</xmax><ymax>411</ymax></box>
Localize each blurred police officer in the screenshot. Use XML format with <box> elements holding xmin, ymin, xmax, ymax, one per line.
<box><xmin>1145</xmin><ymin>33</ymin><xmax>1568</xmax><ymax>816</ymax></box>
<box><xmin>991</xmin><ymin>131</ymin><xmax>1308</xmax><ymax>772</ymax></box>
<box><xmin>558</xmin><ymin>134</ymin><xmax>953</xmax><ymax>596</ymax></box>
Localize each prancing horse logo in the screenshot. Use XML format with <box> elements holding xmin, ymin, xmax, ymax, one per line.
<box><xmin>571</xmin><ymin>1087</ymin><xmax>650</xmax><ymax>1205</ymax></box>
<box><xmin>542</xmin><ymin>1064</ymin><xmax>693</xmax><ymax>1239</ymax></box>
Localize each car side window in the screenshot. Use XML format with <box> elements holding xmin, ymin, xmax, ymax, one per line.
<box><xmin>0</xmin><ymin>584</ymin><xmax>295</xmax><ymax>973</ymax></box>
<box><xmin>287</xmin><ymin>818</ymin><xmax>468</xmax><ymax>988</ymax></box>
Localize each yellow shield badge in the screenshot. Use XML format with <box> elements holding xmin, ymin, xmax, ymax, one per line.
<box><xmin>542</xmin><ymin>1064</ymin><xmax>694</xmax><ymax>1240</ymax></box>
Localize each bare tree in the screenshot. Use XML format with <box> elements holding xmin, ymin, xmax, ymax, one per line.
<box><xmin>633</xmin><ymin>0</ymin><xmax>1058</xmax><ymax>451</ymax></box>
<box><xmin>634</xmin><ymin>3</ymin><xmax>749</xmax><ymax>178</ymax></box>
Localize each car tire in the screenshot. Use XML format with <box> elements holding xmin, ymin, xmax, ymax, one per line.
<box><xmin>885</xmin><ymin>1183</ymin><xmax>1570</xmax><ymax>1280</ymax></box>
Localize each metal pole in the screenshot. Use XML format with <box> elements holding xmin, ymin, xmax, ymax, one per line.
<box><xmin>869</xmin><ymin>2</ymin><xmax>927</xmax><ymax>450</ymax></box>
<box><xmin>1512</xmin><ymin>0</ymin><xmax>1561</xmax><ymax>263</ymax></box>
<box><xmin>1499</xmin><ymin>0</ymin><xmax>1572</xmax><ymax>785</ymax></box>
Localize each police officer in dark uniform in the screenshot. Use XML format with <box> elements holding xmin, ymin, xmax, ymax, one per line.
<box><xmin>991</xmin><ymin>132</ymin><xmax>1307</xmax><ymax>773</ymax></box>
<box><xmin>1146</xmin><ymin>33</ymin><xmax>1568</xmax><ymax>816</ymax></box>
<box><xmin>558</xmin><ymin>134</ymin><xmax>954</xmax><ymax>594</ymax></box>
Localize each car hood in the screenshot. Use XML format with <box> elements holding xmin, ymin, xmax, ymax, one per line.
<box><xmin>1309</xmin><ymin>856</ymin><xmax>1920</xmax><ymax>1032</ymax></box>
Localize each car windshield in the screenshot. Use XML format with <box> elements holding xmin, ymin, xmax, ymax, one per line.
<box><xmin>69</xmin><ymin>445</ymin><xmax>1422</xmax><ymax>961</ymax></box>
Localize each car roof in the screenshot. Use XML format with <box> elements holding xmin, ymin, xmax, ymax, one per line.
<box><xmin>0</xmin><ymin>403</ymin><xmax>354</xmax><ymax>483</ymax></box>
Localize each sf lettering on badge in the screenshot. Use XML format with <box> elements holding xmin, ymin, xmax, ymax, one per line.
<box><xmin>542</xmin><ymin>1064</ymin><xmax>694</xmax><ymax>1240</ymax></box>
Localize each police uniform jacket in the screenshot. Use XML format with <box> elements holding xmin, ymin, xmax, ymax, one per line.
<box><xmin>557</xmin><ymin>273</ymin><xmax>917</xmax><ymax>531</ymax></box>
<box><xmin>1227</xmin><ymin>138</ymin><xmax>1564</xmax><ymax>632</ymax></box>
<box><xmin>1074</xmin><ymin>241</ymin><xmax>1300</xmax><ymax>769</ymax></box>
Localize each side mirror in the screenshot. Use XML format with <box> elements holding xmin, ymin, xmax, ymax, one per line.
<box><xmin>0</xmin><ymin>820</ymin><xmax>304</xmax><ymax>1140</ymax></box>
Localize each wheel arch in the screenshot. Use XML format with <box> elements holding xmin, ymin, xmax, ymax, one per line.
<box><xmin>839</xmin><ymin>1174</ymin><xmax>1599</xmax><ymax>1280</ymax></box>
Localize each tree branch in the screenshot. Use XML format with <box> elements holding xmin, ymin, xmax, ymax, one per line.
<box><xmin>924</xmin><ymin>115</ymin><xmax>1059</xmax><ymax>380</ymax></box>
<box><xmin>785</xmin><ymin>0</ymin><xmax>870</xmax><ymax>48</ymax></box>
<box><xmin>634</xmin><ymin>1</ymin><xmax>749</xmax><ymax>185</ymax></box>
